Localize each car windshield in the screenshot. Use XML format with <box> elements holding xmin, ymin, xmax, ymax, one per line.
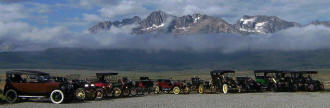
<box><xmin>104</xmin><ymin>75</ymin><xmax>117</xmax><ymax>83</ymax></box>
<box><xmin>224</xmin><ymin>73</ymin><xmax>235</xmax><ymax>78</ymax></box>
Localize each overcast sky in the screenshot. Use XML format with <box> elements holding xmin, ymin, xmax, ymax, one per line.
<box><xmin>1</xmin><ymin>0</ymin><xmax>330</xmax><ymax>52</ymax></box>
<box><xmin>1</xmin><ymin>0</ymin><xmax>330</xmax><ymax>31</ymax></box>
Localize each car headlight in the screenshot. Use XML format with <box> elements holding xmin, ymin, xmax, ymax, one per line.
<box><xmin>91</xmin><ymin>84</ymin><xmax>95</xmax><ymax>87</ymax></box>
<box><xmin>84</xmin><ymin>84</ymin><xmax>89</xmax><ymax>88</ymax></box>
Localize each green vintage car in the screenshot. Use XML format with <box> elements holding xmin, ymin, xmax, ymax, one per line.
<box><xmin>254</xmin><ymin>70</ymin><xmax>283</xmax><ymax>91</ymax></box>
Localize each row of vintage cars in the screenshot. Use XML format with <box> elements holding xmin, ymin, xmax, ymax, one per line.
<box><xmin>2</xmin><ymin>70</ymin><xmax>325</xmax><ymax>104</ymax></box>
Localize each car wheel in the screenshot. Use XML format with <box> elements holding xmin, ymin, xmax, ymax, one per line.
<box><xmin>308</xmin><ymin>84</ymin><xmax>315</xmax><ymax>92</ymax></box>
<box><xmin>292</xmin><ymin>84</ymin><xmax>298</xmax><ymax>92</ymax></box>
<box><xmin>222</xmin><ymin>84</ymin><xmax>228</xmax><ymax>94</ymax></box>
<box><xmin>153</xmin><ymin>86</ymin><xmax>160</xmax><ymax>94</ymax></box>
<box><xmin>198</xmin><ymin>85</ymin><xmax>204</xmax><ymax>94</ymax></box>
<box><xmin>50</xmin><ymin>89</ymin><xmax>65</xmax><ymax>104</ymax></box>
<box><xmin>113</xmin><ymin>87</ymin><xmax>122</xmax><ymax>97</ymax></box>
<box><xmin>130</xmin><ymin>88</ymin><xmax>137</xmax><ymax>96</ymax></box>
<box><xmin>5</xmin><ymin>89</ymin><xmax>18</xmax><ymax>103</ymax></box>
<box><xmin>183</xmin><ymin>86</ymin><xmax>190</xmax><ymax>94</ymax></box>
<box><xmin>75</xmin><ymin>88</ymin><xmax>86</xmax><ymax>101</ymax></box>
<box><xmin>271</xmin><ymin>84</ymin><xmax>278</xmax><ymax>92</ymax></box>
<box><xmin>95</xmin><ymin>88</ymin><xmax>104</xmax><ymax>100</ymax></box>
<box><xmin>238</xmin><ymin>85</ymin><xmax>242</xmax><ymax>93</ymax></box>
<box><xmin>172</xmin><ymin>86</ymin><xmax>181</xmax><ymax>95</ymax></box>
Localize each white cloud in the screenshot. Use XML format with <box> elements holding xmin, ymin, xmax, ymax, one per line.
<box><xmin>0</xmin><ymin>3</ymin><xmax>26</xmax><ymax>22</ymax></box>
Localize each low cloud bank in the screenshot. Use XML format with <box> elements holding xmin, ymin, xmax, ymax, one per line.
<box><xmin>0</xmin><ymin>23</ymin><xmax>330</xmax><ymax>53</ymax></box>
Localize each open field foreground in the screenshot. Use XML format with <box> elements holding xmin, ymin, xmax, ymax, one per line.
<box><xmin>1</xmin><ymin>92</ymin><xmax>329</xmax><ymax>108</ymax></box>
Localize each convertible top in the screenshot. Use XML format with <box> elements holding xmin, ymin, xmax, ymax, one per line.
<box><xmin>96</xmin><ymin>73</ymin><xmax>118</xmax><ymax>76</ymax></box>
<box><xmin>6</xmin><ymin>70</ymin><xmax>49</xmax><ymax>75</ymax></box>
<box><xmin>283</xmin><ymin>71</ymin><xmax>318</xmax><ymax>74</ymax></box>
<box><xmin>210</xmin><ymin>70</ymin><xmax>235</xmax><ymax>75</ymax></box>
<box><xmin>254</xmin><ymin>70</ymin><xmax>282</xmax><ymax>73</ymax></box>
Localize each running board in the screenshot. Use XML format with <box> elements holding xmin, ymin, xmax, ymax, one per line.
<box><xmin>18</xmin><ymin>96</ymin><xmax>46</xmax><ymax>98</ymax></box>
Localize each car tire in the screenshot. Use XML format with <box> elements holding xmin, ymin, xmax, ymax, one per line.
<box><xmin>271</xmin><ymin>84</ymin><xmax>278</xmax><ymax>92</ymax></box>
<box><xmin>183</xmin><ymin>86</ymin><xmax>190</xmax><ymax>94</ymax></box>
<box><xmin>130</xmin><ymin>88</ymin><xmax>137</xmax><ymax>96</ymax></box>
<box><xmin>5</xmin><ymin>89</ymin><xmax>18</xmax><ymax>103</ymax></box>
<box><xmin>292</xmin><ymin>84</ymin><xmax>298</xmax><ymax>92</ymax></box>
<box><xmin>95</xmin><ymin>88</ymin><xmax>104</xmax><ymax>100</ymax></box>
<box><xmin>198</xmin><ymin>85</ymin><xmax>204</xmax><ymax>94</ymax></box>
<box><xmin>172</xmin><ymin>86</ymin><xmax>181</xmax><ymax>95</ymax></box>
<box><xmin>238</xmin><ymin>85</ymin><xmax>242</xmax><ymax>93</ymax></box>
<box><xmin>153</xmin><ymin>86</ymin><xmax>160</xmax><ymax>94</ymax></box>
<box><xmin>222</xmin><ymin>84</ymin><xmax>228</xmax><ymax>94</ymax></box>
<box><xmin>75</xmin><ymin>88</ymin><xmax>86</xmax><ymax>101</ymax></box>
<box><xmin>50</xmin><ymin>89</ymin><xmax>65</xmax><ymax>104</ymax></box>
<box><xmin>308</xmin><ymin>84</ymin><xmax>315</xmax><ymax>92</ymax></box>
<box><xmin>113</xmin><ymin>87</ymin><xmax>122</xmax><ymax>97</ymax></box>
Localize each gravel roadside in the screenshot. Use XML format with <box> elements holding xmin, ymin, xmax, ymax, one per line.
<box><xmin>1</xmin><ymin>92</ymin><xmax>330</xmax><ymax>108</ymax></box>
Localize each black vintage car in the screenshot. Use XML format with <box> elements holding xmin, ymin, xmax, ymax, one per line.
<box><xmin>3</xmin><ymin>70</ymin><xmax>85</xmax><ymax>104</ymax></box>
<box><xmin>236</xmin><ymin>76</ymin><xmax>262</xmax><ymax>92</ymax></box>
<box><xmin>199</xmin><ymin>70</ymin><xmax>240</xmax><ymax>94</ymax></box>
<box><xmin>254</xmin><ymin>70</ymin><xmax>286</xmax><ymax>92</ymax></box>
<box><xmin>288</xmin><ymin>71</ymin><xmax>324</xmax><ymax>91</ymax></box>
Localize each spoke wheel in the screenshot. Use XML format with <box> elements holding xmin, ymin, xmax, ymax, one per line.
<box><xmin>75</xmin><ymin>88</ymin><xmax>86</xmax><ymax>101</ymax></box>
<box><xmin>184</xmin><ymin>87</ymin><xmax>190</xmax><ymax>94</ymax></box>
<box><xmin>95</xmin><ymin>89</ymin><xmax>104</xmax><ymax>100</ymax></box>
<box><xmin>50</xmin><ymin>90</ymin><xmax>64</xmax><ymax>104</ymax></box>
<box><xmin>172</xmin><ymin>86</ymin><xmax>181</xmax><ymax>95</ymax></box>
<box><xmin>154</xmin><ymin>86</ymin><xmax>160</xmax><ymax>94</ymax></box>
<box><xmin>5</xmin><ymin>89</ymin><xmax>18</xmax><ymax>103</ymax></box>
<box><xmin>198</xmin><ymin>85</ymin><xmax>204</xmax><ymax>94</ymax></box>
<box><xmin>222</xmin><ymin>84</ymin><xmax>228</xmax><ymax>94</ymax></box>
<box><xmin>130</xmin><ymin>88</ymin><xmax>137</xmax><ymax>96</ymax></box>
<box><xmin>113</xmin><ymin>87</ymin><xmax>122</xmax><ymax>97</ymax></box>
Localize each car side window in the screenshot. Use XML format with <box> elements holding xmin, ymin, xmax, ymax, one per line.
<box><xmin>26</xmin><ymin>75</ymin><xmax>39</xmax><ymax>83</ymax></box>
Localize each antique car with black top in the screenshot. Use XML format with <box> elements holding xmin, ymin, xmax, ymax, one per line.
<box><xmin>198</xmin><ymin>70</ymin><xmax>240</xmax><ymax>94</ymax></box>
<box><xmin>3</xmin><ymin>70</ymin><xmax>85</xmax><ymax>104</ymax></box>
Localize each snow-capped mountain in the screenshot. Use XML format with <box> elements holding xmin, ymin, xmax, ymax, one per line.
<box><xmin>88</xmin><ymin>10</ymin><xmax>302</xmax><ymax>34</ymax></box>
<box><xmin>89</xmin><ymin>16</ymin><xmax>141</xmax><ymax>33</ymax></box>
<box><xmin>234</xmin><ymin>15</ymin><xmax>300</xmax><ymax>34</ymax></box>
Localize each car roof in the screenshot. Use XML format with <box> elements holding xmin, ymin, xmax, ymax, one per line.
<box><xmin>210</xmin><ymin>70</ymin><xmax>235</xmax><ymax>74</ymax></box>
<box><xmin>6</xmin><ymin>70</ymin><xmax>49</xmax><ymax>75</ymax></box>
<box><xmin>254</xmin><ymin>70</ymin><xmax>282</xmax><ymax>73</ymax></box>
<box><xmin>283</xmin><ymin>70</ymin><xmax>318</xmax><ymax>74</ymax></box>
<box><xmin>96</xmin><ymin>73</ymin><xmax>118</xmax><ymax>76</ymax></box>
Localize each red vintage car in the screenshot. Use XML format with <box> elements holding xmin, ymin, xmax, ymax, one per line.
<box><xmin>3</xmin><ymin>70</ymin><xmax>85</xmax><ymax>104</ymax></box>
<box><xmin>153</xmin><ymin>79</ymin><xmax>190</xmax><ymax>94</ymax></box>
<box><xmin>135</xmin><ymin>77</ymin><xmax>154</xmax><ymax>95</ymax></box>
<box><xmin>85</xmin><ymin>73</ymin><xmax>137</xmax><ymax>100</ymax></box>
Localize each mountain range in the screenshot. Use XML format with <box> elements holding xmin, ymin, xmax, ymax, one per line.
<box><xmin>88</xmin><ymin>10</ymin><xmax>329</xmax><ymax>34</ymax></box>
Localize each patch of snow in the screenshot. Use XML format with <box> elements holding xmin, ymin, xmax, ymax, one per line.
<box><xmin>255</xmin><ymin>22</ymin><xmax>267</xmax><ymax>33</ymax></box>
<box><xmin>175</xmin><ymin>26</ymin><xmax>190</xmax><ymax>31</ymax></box>
<box><xmin>142</xmin><ymin>23</ymin><xmax>165</xmax><ymax>31</ymax></box>
<box><xmin>194</xmin><ymin>16</ymin><xmax>201</xmax><ymax>23</ymax></box>
<box><xmin>240</xmin><ymin>17</ymin><xmax>256</xmax><ymax>25</ymax></box>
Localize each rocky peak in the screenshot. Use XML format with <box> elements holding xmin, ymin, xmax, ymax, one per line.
<box><xmin>236</xmin><ymin>15</ymin><xmax>300</xmax><ymax>34</ymax></box>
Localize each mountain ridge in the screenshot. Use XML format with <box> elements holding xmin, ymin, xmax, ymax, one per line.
<box><xmin>88</xmin><ymin>10</ymin><xmax>324</xmax><ymax>35</ymax></box>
